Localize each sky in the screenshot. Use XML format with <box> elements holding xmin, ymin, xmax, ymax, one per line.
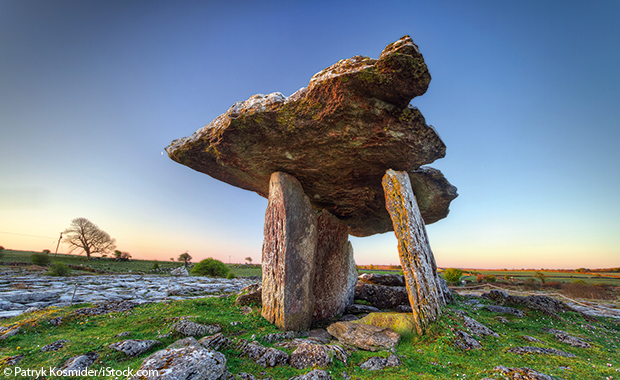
<box><xmin>1</xmin><ymin>0</ymin><xmax>619</xmax><ymax>269</ymax></box>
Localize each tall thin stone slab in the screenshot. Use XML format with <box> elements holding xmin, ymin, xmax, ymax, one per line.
<box><xmin>312</xmin><ymin>210</ymin><xmax>357</xmax><ymax>322</ymax></box>
<box><xmin>262</xmin><ymin>172</ymin><xmax>317</xmax><ymax>331</ymax></box>
<box><xmin>382</xmin><ymin>169</ymin><xmax>443</xmax><ymax>335</ymax></box>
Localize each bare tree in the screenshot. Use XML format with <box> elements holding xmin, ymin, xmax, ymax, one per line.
<box><xmin>62</xmin><ymin>218</ymin><xmax>116</xmax><ymax>260</ymax></box>
<box><xmin>178</xmin><ymin>252</ymin><xmax>192</xmax><ymax>267</ymax></box>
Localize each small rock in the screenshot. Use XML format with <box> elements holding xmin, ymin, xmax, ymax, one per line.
<box><xmin>41</xmin><ymin>339</ymin><xmax>69</xmax><ymax>352</ymax></box>
<box><xmin>172</xmin><ymin>318</ymin><xmax>221</xmax><ymax>337</ymax></box>
<box><xmin>199</xmin><ymin>333</ymin><xmax>231</xmax><ymax>351</ymax></box>
<box><xmin>240</xmin><ymin>306</ymin><xmax>252</xmax><ymax>315</ymax></box>
<box><xmin>170</xmin><ymin>267</ymin><xmax>189</xmax><ymax>277</ymax></box>
<box><xmin>508</xmin><ymin>346</ymin><xmax>575</xmax><ymax>358</ymax></box>
<box><xmin>495</xmin><ymin>316</ymin><xmax>510</xmax><ymax>323</ymax></box>
<box><xmin>116</xmin><ymin>331</ymin><xmax>131</xmax><ymax>337</ymax></box>
<box><xmin>522</xmin><ymin>335</ymin><xmax>541</xmax><ymax>343</ymax></box>
<box><xmin>235</xmin><ymin>287</ymin><xmax>262</xmax><ymax>306</ymax></box>
<box><xmin>462</xmin><ymin>316</ymin><xmax>499</xmax><ymax>337</ymax></box>
<box><xmin>327</xmin><ymin>344</ymin><xmax>350</xmax><ymax>364</ymax></box>
<box><xmin>359</xmin><ymin>353</ymin><xmax>402</xmax><ymax>371</ymax></box>
<box><xmin>290</xmin><ymin>342</ymin><xmax>331</xmax><ymax>369</ymax></box>
<box><xmin>109</xmin><ymin>339</ymin><xmax>161</xmax><ymax>356</ymax></box>
<box><xmin>48</xmin><ymin>316</ymin><xmax>63</xmax><ymax>326</ymax></box>
<box><xmin>358</xmin><ymin>273</ymin><xmax>405</xmax><ymax>286</ymax></box>
<box><xmin>261</xmin><ymin>330</ymin><xmax>304</xmax><ymax>343</ymax></box>
<box><xmin>544</xmin><ymin>328</ymin><xmax>591</xmax><ymax>348</ymax></box>
<box><xmin>327</xmin><ymin>321</ymin><xmax>400</xmax><ymax>351</ymax></box>
<box><xmin>494</xmin><ymin>365</ymin><xmax>555</xmax><ymax>380</ymax></box>
<box><xmin>256</xmin><ymin>347</ymin><xmax>289</xmax><ymax>368</ymax></box>
<box><xmin>289</xmin><ymin>369</ymin><xmax>334</xmax><ymax>380</ymax></box>
<box><xmin>3</xmin><ymin>353</ymin><xmax>24</xmax><ymax>365</ymax></box>
<box><xmin>308</xmin><ymin>328</ymin><xmax>332</xmax><ymax>344</ymax></box>
<box><xmin>58</xmin><ymin>352</ymin><xmax>98</xmax><ymax>374</ymax></box>
<box><xmin>236</xmin><ymin>374</ymin><xmax>256</xmax><ymax>380</ymax></box>
<box><xmin>339</xmin><ymin>314</ymin><xmax>359</xmax><ymax>321</ymax></box>
<box><xmin>454</xmin><ymin>330</ymin><xmax>481</xmax><ymax>350</ymax></box>
<box><xmin>395</xmin><ymin>304</ymin><xmax>413</xmax><ymax>313</ymax></box>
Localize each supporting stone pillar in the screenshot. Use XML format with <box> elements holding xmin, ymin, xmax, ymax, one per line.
<box><xmin>382</xmin><ymin>169</ymin><xmax>444</xmax><ymax>335</ymax></box>
<box><xmin>312</xmin><ymin>210</ymin><xmax>357</xmax><ymax>322</ymax></box>
<box><xmin>261</xmin><ymin>172</ymin><xmax>358</xmax><ymax>331</ymax></box>
<box><xmin>262</xmin><ymin>172</ymin><xmax>317</xmax><ymax>331</ymax></box>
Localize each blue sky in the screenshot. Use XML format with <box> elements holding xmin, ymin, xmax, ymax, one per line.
<box><xmin>1</xmin><ymin>0</ymin><xmax>618</xmax><ymax>269</ymax></box>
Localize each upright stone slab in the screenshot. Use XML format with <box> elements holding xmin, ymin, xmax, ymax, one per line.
<box><xmin>312</xmin><ymin>210</ymin><xmax>357</xmax><ymax>322</ymax></box>
<box><xmin>262</xmin><ymin>172</ymin><xmax>317</xmax><ymax>331</ymax></box>
<box><xmin>382</xmin><ymin>169</ymin><xmax>443</xmax><ymax>335</ymax></box>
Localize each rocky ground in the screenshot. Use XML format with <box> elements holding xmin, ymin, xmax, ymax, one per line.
<box><xmin>0</xmin><ymin>273</ymin><xmax>257</xmax><ymax>319</ymax></box>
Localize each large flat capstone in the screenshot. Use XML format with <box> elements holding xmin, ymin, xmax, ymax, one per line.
<box><xmin>166</xmin><ymin>35</ymin><xmax>457</xmax><ymax>237</ymax></box>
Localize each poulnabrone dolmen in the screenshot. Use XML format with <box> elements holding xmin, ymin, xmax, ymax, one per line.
<box><xmin>166</xmin><ymin>36</ymin><xmax>458</xmax><ymax>335</ymax></box>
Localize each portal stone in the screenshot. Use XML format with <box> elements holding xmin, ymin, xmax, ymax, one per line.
<box><xmin>382</xmin><ymin>169</ymin><xmax>443</xmax><ymax>335</ymax></box>
<box><xmin>312</xmin><ymin>210</ymin><xmax>357</xmax><ymax>322</ymax></box>
<box><xmin>262</xmin><ymin>172</ymin><xmax>317</xmax><ymax>331</ymax></box>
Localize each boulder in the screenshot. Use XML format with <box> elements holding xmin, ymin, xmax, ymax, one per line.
<box><xmin>382</xmin><ymin>169</ymin><xmax>445</xmax><ymax>334</ymax></box>
<box><xmin>130</xmin><ymin>346</ymin><xmax>227</xmax><ymax>380</ymax></box>
<box><xmin>261</xmin><ymin>172</ymin><xmax>317</xmax><ymax>331</ymax></box>
<box><xmin>290</xmin><ymin>342</ymin><xmax>331</xmax><ymax>369</ymax></box>
<box><xmin>198</xmin><ymin>333</ymin><xmax>232</xmax><ymax>351</ymax></box>
<box><xmin>544</xmin><ymin>328</ymin><xmax>591</xmax><ymax>348</ymax></box>
<box><xmin>108</xmin><ymin>339</ymin><xmax>161</xmax><ymax>356</ymax></box>
<box><xmin>326</xmin><ymin>321</ymin><xmax>400</xmax><ymax>351</ymax></box>
<box><xmin>166</xmin><ymin>36</ymin><xmax>457</xmax><ymax>237</ymax></box>
<box><xmin>355</xmin><ymin>312</ymin><xmax>417</xmax><ymax>334</ymax></box>
<box><xmin>312</xmin><ymin>210</ymin><xmax>357</xmax><ymax>322</ymax></box>
<box><xmin>485</xmin><ymin>305</ymin><xmax>524</xmax><ymax>318</ymax></box>
<box><xmin>354</xmin><ymin>282</ymin><xmax>409</xmax><ymax>309</ymax></box>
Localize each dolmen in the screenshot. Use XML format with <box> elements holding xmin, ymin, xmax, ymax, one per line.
<box><xmin>166</xmin><ymin>35</ymin><xmax>458</xmax><ymax>334</ymax></box>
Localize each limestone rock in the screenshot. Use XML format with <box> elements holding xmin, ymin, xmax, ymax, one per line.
<box><xmin>345</xmin><ymin>303</ymin><xmax>381</xmax><ymax>314</ymax></box>
<box><xmin>312</xmin><ymin>210</ymin><xmax>357</xmax><ymax>322</ymax></box>
<box><xmin>58</xmin><ymin>352</ymin><xmax>99</xmax><ymax>375</ymax></box>
<box><xmin>166</xmin><ymin>36</ymin><xmax>457</xmax><ymax>237</ymax></box>
<box><xmin>382</xmin><ymin>169</ymin><xmax>444</xmax><ymax>335</ymax></box>
<box><xmin>172</xmin><ymin>318</ymin><xmax>221</xmax><ymax>337</ymax></box>
<box><xmin>544</xmin><ymin>328</ymin><xmax>591</xmax><ymax>348</ymax></box>
<box><xmin>109</xmin><ymin>339</ymin><xmax>161</xmax><ymax>356</ymax></box>
<box><xmin>494</xmin><ymin>365</ymin><xmax>556</xmax><ymax>380</ymax></box>
<box><xmin>261</xmin><ymin>172</ymin><xmax>317</xmax><ymax>331</ymax></box>
<box><xmin>130</xmin><ymin>346</ymin><xmax>226</xmax><ymax>380</ymax></box>
<box><xmin>354</xmin><ymin>282</ymin><xmax>409</xmax><ymax>309</ymax></box>
<box><xmin>454</xmin><ymin>330</ymin><xmax>481</xmax><ymax>350</ymax></box>
<box><xmin>462</xmin><ymin>316</ymin><xmax>500</xmax><ymax>338</ymax></box>
<box><xmin>2</xmin><ymin>353</ymin><xmax>23</xmax><ymax>366</ymax></box>
<box><xmin>508</xmin><ymin>346</ymin><xmax>576</xmax><ymax>358</ymax></box>
<box><xmin>235</xmin><ymin>286</ymin><xmax>262</xmax><ymax>306</ymax></box>
<box><xmin>167</xmin><ymin>337</ymin><xmax>199</xmax><ymax>349</ymax></box>
<box><xmin>485</xmin><ymin>305</ymin><xmax>524</xmax><ymax>318</ymax></box>
<box><xmin>355</xmin><ymin>312</ymin><xmax>417</xmax><ymax>334</ymax></box>
<box><xmin>41</xmin><ymin>339</ymin><xmax>69</xmax><ymax>352</ymax></box>
<box><xmin>290</xmin><ymin>342</ymin><xmax>331</xmax><ymax>369</ymax></box>
<box><xmin>289</xmin><ymin>369</ymin><xmax>334</xmax><ymax>380</ymax></box>
<box><xmin>198</xmin><ymin>333</ymin><xmax>232</xmax><ymax>351</ymax></box>
<box><xmin>170</xmin><ymin>267</ymin><xmax>189</xmax><ymax>277</ymax></box>
<box><xmin>359</xmin><ymin>353</ymin><xmax>402</xmax><ymax>370</ymax></box>
<box><xmin>242</xmin><ymin>341</ymin><xmax>289</xmax><ymax>368</ymax></box>
<box><xmin>327</xmin><ymin>321</ymin><xmax>400</xmax><ymax>351</ymax></box>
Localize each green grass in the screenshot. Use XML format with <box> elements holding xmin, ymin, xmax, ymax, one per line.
<box><xmin>1</xmin><ymin>293</ymin><xmax>618</xmax><ymax>379</ymax></box>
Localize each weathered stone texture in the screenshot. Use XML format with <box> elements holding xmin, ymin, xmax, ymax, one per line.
<box><xmin>382</xmin><ymin>169</ymin><xmax>444</xmax><ymax>335</ymax></box>
<box><xmin>312</xmin><ymin>210</ymin><xmax>357</xmax><ymax>321</ymax></box>
<box><xmin>326</xmin><ymin>321</ymin><xmax>400</xmax><ymax>351</ymax></box>
<box><xmin>166</xmin><ymin>36</ymin><xmax>457</xmax><ymax>237</ymax></box>
<box><xmin>261</xmin><ymin>172</ymin><xmax>317</xmax><ymax>331</ymax></box>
